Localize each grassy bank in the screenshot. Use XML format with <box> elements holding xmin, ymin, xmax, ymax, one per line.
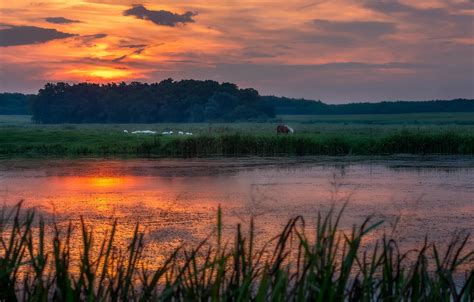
<box><xmin>1</xmin><ymin>202</ymin><xmax>472</xmax><ymax>301</ymax></box>
<box><xmin>1</xmin><ymin>113</ymin><xmax>474</xmax><ymax>158</ymax></box>
<box><xmin>1</xmin><ymin>127</ymin><xmax>473</xmax><ymax>158</ymax></box>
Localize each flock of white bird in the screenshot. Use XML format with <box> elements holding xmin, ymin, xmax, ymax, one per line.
<box><xmin>123</xmin><ymin>130</ymin><xmax>193</xmax><ymax>135</ymax></box>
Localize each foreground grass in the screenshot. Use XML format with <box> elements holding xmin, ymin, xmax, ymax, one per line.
<box><xmin>0</xmin><ymin>127</ymin><xmax>473</xmax><ymax>158</ymax></box>
<box><xmin>0</xmin><ymin>202</ymin><xmax>473</xmax><ymax>301</ymax></box>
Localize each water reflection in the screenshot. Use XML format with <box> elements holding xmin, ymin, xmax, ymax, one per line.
<box><xmin>0</xmin><ymin>158</ymin><xmax>473</xmax><ymax>266</ymax></box>
<box><xmin>59</xmin><ymin>176</ymin><xmax>133</xmax><ymax>189</ymax></box>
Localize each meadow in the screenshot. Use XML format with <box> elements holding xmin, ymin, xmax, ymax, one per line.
<box><xmin>1</xmin><ymin>202</ymin><xmax>472</xmax><ymax>301</ymax></box>
<box><xmin>0</xmin><ymin>113</ymin><xmax>474</xmax><ymax>158</ymax></box>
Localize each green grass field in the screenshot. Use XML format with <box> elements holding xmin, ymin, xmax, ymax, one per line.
<box><xmin>1</xmin><ymin>113</ymin><xmax>473</xmax><ymax>158</ymax></box>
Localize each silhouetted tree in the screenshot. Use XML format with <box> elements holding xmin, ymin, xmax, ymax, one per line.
<box><xmin>30</xmin><ymin>79</ymin><xmax>275</xmax><ymax>123</ymax></box>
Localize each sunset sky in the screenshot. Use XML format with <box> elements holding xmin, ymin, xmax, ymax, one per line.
<box><xmin>0</xmin><ymin>0</ymin><xmax>472</xmax><ymax>102</ymax></box>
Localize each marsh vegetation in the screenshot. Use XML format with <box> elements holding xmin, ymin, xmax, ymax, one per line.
<box><xmin>1</xmin><ymin>202</ymin><xmax>472</xmax><ymax>301</ymax></box>
<box><xmin>1</xmin><ymin>113</ymin><xmax>473</xmax><ymax>158</ymax></box>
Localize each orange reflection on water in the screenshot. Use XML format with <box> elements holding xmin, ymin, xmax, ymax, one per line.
<box><xmin>58</xmin><ymin>176</ymin><xmax>134</xmax><ymax>190</ymax></box>
<box><xmin>88</xmin><ymin>177</ymin><xmax>127</xmax><ymax>188</ymax></box>
<box><xmin>1</xmin><ymin>159</ymin><xmax>473</xmax><ymax>273</ymax></box>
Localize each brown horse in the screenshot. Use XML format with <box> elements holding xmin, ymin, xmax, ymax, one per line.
<box><xmin>276</xmin><ymin>124</ymin><xmax>294</xmax><ymax>134</ymax></box>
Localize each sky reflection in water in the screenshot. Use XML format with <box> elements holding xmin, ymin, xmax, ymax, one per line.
<box><xmin>1</xmin><ymin>158</ymin><xmax>473</xmax><ymax>267</ymax></box>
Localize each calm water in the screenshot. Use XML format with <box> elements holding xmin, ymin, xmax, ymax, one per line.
<box><xmin>1</xmin><ymin>157</ymin><xmax>473</xmax><ymax>262</ymax></box>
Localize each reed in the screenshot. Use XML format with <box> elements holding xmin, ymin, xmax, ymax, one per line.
<box><xmin>0</xmin><ymin>202</ymin><xmax>473</xmax><ymax>301</ymax></box>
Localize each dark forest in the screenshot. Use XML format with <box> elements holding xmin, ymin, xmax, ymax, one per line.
<box><xmin>1</xmin><ymin>79</ymin><xmax>473</xmax><ymax>123</ymax></box>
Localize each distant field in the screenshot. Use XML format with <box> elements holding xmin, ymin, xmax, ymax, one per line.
<box><xmin>0</xmin><ymin>115</ymin><xmax>32</xmax><ymax>124</ymax></box>
<box><xmin>3</xmin><ymin>112</ymin><xmax>474</xmax><ymax>126</ymax></box>
<box><xmin>1</xmin><ymin>113</ymin><xmax>473</xmax><ymax>158</ymax></box>
<box><xmin>2</xmin><ymin>112</ymin><xmax>474</xmax><ymax>130</ymax></box>
<box><xmin>277</xmin><ymin>112</ymin><xmax>474</xmax><ymax>125</ymax></box>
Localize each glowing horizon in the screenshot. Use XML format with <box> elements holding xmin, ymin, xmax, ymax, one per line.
<box><xmin>0</xmin><ymin>0</ymin><xmax>472</xmax><ymax>102</ymax></box>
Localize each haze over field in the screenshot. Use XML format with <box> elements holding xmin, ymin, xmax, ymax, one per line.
<box><xmin>1</xmin><ymin>0</ymin><xmax>473</xmax><ymax>102</ymax></box>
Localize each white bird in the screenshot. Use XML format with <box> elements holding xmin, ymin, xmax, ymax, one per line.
<box><xmin>123</xmin><ymin>130</ymin><xmax>129</xmax><ymax>133</ymax></box>
<box><xmin>162</xmin><ymin>131</ymin><xmax>170</xmax><ymax>135</ymax></box>
<box><xmin>131</xmin><ymin>130</ymin><xmax>156</xmax><ymax>134</ymax></box>
<box><xmin>178</xmin><ymin>131</ymin><xmax>184</xmax><ymax>135</ymax></box>
<box><xmin>185</xmin><ymin>132</ymin><xmax>193</xmax><ymax>136</ymax></box>
<box><xmin>169</xmin><ymin>131</ymin><xmax>174</xmax><ymax>134</ymax></box>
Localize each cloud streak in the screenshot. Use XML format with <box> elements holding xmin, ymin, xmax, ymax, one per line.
<box><xmin>313</xmin><ymin>19</ymin><xmax>396</xmax><ymax>38</ymax></box>
<box><xmin>0</xmin><ymin>25</ymin><xmax>75</xmax><ymax>47</ymax></box>
<box><xmin>45</xmin><ymin>17</ymin><xmax>81</xmax><ymax>24</ymax></box>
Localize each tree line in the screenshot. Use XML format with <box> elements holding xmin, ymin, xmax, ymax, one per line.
<box><xmin>30</xmin><ymin>80</ymin><xmax>275</xmax><ymax>123</ymax></box>
<box><xmin>0</xmin><ymin>80</ymin><xmax>473</xmax><ymax>123</ymax></box>
<box><xmin>264</xmin><ymin>96</ymin><xmax>474</xmax><ymax>115</ymax></box>
<box><xmin>0</xmin><ymin>93</ymin><xmax>32</xmax><ymax>115</ymax></box>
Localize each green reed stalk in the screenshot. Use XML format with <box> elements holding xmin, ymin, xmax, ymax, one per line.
<box><xmin>0</xmin><ymin>202</ymin><xmax>473</xmax><ymax>301</ymax></box>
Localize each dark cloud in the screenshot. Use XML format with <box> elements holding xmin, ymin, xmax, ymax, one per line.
<box><xmin>45</xmin><ymin>17</ymin><xmax>80</xmax><ymax>24</ymax></box>
<box><xmin>123</xmin><ymin>5</ymin><xmax>196</xmax><ymax>27</ymax></box>
<box><xmin>364</xmin><ymin>0</ymin><xmax>473</xmax><ymax>38</ymax></box>
<box><xmin>121</xmin><ymin>43</ymin><xmax>148</xmax><ymax>49</ymax></box>
<box><xmin>313</xmin><ymin>19</ymin><xmax>396</xmax><ymax>38</ymax></box>
<box><xmin>0</xmin><ymin>24</ymin><xmax>75</xmax><ymax>47</ymax></box>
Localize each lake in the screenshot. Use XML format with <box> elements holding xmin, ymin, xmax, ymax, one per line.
<box><xmin>1</xmin><ymin>157</ymin><xmax>473</xmax><ymax>265</ymax></box>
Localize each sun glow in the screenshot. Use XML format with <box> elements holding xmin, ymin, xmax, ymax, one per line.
<box><xmin>68</xmin><ymin>67</ymin><xmax>134</xmax><ymax>80</ymax></box>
